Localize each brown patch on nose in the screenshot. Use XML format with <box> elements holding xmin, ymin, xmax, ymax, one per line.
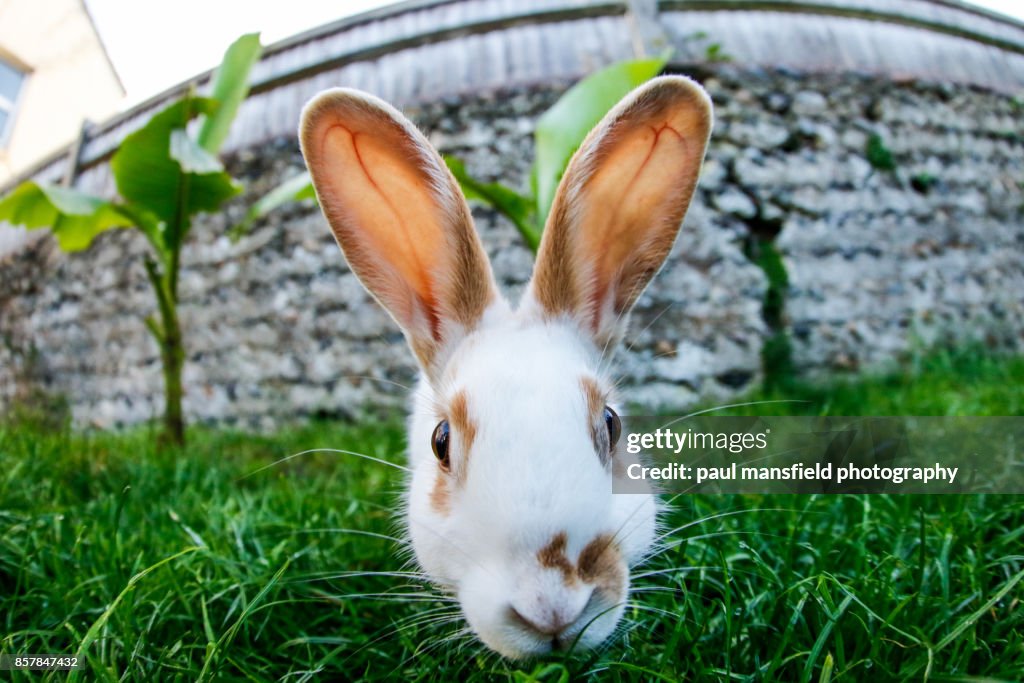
<box><xmin>538</xmin><ymin>532</ymin><xmax>626</xmax><ymax>595</ymax></box>
<box><xmin>430</xmin><ymin>472</ymin><xmax>450</xmax><ymax>515</ymax></box>
<box><xmin>537</xmin><ymin>532</ymin><xmax>577</xmax><ymax>585</ymax></box>
<box><xmin>449</xmin><ymin>389</ymin><xmax>476</xmax><ymax>482</ymax></box>
<box><xmin>577</xmin><ymin>534</ymin><xmax>625</xmax><ymax>596</ymax></box>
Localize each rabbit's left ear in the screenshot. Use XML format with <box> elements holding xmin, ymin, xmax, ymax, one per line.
<box><xmin>300</xmin><ymin>89</ymin><xmax>499</xmax><ymax>379</ymax></box>
<box><xmin>524</xmin><ymin>76</ymin><xmax>712</xmax><ymax>349</ymax></box>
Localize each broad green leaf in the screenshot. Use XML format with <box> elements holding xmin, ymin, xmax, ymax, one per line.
<box><xmin>230</xmin><ymin>171</ymin><xmax>315</xmax><ymax>239</ymax></box>
<box><xmin>533</xmin><ymin>55</ymin><xmax>670</xmax><ymax>224</ymax></box>
<box><xmin>169</xmin><ymin>130</ymin><xmax>224</xmax><ymax>174</ymax></box>
<box><xmin>0</xmin><ymin>181</ymin><xmax>134</xmax><ymax>251</ymax></box>
<box><xmin>116</xmin><ymin>202</ymin><xmax>166</xmax><ymax>253</ymax></box>
<box><xmin>197</xmin><ymin>33</ymin><xmax>263</xmax><ymax>154</ymax></box>
<box><xmin>111</xmin><ymin>95</ymin><xmax>241</xmax><ymax>250</ymax></box>
<box><xmin>444</xmin><ymin>157</ymin><xmax>540</xmax><ymax>252</ymax></box>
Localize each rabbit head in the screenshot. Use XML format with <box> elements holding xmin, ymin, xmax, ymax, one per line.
<box><xmin>300</xmin><ymin>76</ymin><xmax>712</xmax><ymax>659</ymax></box>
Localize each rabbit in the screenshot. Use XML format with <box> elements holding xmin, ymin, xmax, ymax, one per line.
<box><xmin>298</xmin><ymin>74</ymin><xmax>712</xmax><ymax>659</ymax></box>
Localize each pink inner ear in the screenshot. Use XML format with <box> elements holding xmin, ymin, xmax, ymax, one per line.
<box><xmin>300</xmin><ymin>89</ymin><xmax>501</xmax><ymax>373</ymax></box>
<box><xmin>316</xmin><ymin>120</ymin><xmax>446</xmax><ymax>338</ymax></box>
<box><xmin>577</xmin><ymin>116</ymin><xmax>701</xmax><ymax>316</ymax></box>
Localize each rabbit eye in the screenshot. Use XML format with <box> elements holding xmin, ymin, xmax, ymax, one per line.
<box><xmin>432</xmin><ymin>420</ymin><xmax>450</xmax><ymax>471</ymax></box>
<box><xmin>604</xmin><ymin>406</ymin><xmax>621</xmax><ymax>451</ymax></box>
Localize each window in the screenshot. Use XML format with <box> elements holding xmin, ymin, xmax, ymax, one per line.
<box><xmin>0</xmin><ymin>58</ymin><xmax>25</xmax><ymax>148</ymax></box>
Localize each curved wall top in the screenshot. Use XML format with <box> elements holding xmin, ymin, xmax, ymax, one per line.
<box><xmin>8</xmin><ymin>0</ymin><xmax>1024</xmax><ymax>199</ymax></box>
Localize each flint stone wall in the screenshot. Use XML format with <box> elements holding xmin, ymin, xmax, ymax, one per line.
<box><xmin>1</xmin><ymin>66</ymin><xmax>1022</xmax><ymax>430</ymax></box>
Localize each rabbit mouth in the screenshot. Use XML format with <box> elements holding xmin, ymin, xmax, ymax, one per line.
<box><xmin>480</xmin><ymin>593</ymin><xmax>625</xmax><ymax>660</ymax></box>
<box><xmin>513</xmin><ymin>591</ymin><xmax>617</xmax><ymax>647</ymax></box>
<box><xmin>460</xmin><ymin>550</ymin><xmax>630</xmax><ymax>660</ymax></box>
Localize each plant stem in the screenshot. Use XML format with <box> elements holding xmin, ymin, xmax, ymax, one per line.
<box><xmin>144</xmin><ymin>255</ymin><xmax>186</xmax><ymax>446</ymax></box>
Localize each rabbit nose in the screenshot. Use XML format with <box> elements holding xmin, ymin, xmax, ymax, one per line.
<box><xmin>508</xmin><ymin>589</ymin><xmax>594</xmax><ymax>638</ymax></box>
<box><xmin>509</xmin><ymin>606</ymin><xmax>570</xmax><ymax>637</ymax></box>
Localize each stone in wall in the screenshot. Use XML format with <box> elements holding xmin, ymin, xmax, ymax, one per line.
<box><xmin>1</xmin><ymin>66</ymin><xmax>1022</xmax><ymax>429</ymax></box>
<box><xmin>700</xmin><ymin>68</ymin><xmax>1024</xmax><ymax>375</ymax></box>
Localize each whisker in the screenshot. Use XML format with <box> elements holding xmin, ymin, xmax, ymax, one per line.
<box><xmin>625</xmin><ymin>600</ymin><xmax>693</xmax><ymax>621</ymax></box>
<box><xmin>621</xmin><ymin>302</ymin><xmax>676</xmax><ymax>357</ymax></box>
<box><xmin>336</xmin><ymin>604</ymin><xmax>464</xmax><ymax>669</ymax></box>
<box><xmin>305</xmin><ymin>579</ymin><xmax>449</xmax><ymax>596</ymax></box>
<box><xmin>657</xmin><ymin>399</ymin><xmax>811</xmax><ymax>431</ymax></box>
<box><xmin>237</xmin><ymin>447</ymin><xmax>411</xmax><ymax>480</ymax></box>
<box><xmin>274</xmin><ymin>528</ymin><xmax>409</xmax><ymax>545</ymax></box>
<box><xmin>341</xmin><ymin>374</ymin><xmax>413</xmax><ymax>391</ymax></box>
<box><xmin>407</xmin><ymin>517</ymin><xmax>498</xmax><ymax>580</ymax></box>
<box><xmin>653</xmin><ymin>506</ymin><xmax>803</xmax><ymax>543</ymax></box>
<box><xmin>596</xmin><ymin>276</ymin><xmax>658</xmax><ymax>375</ymax></box>
<box><xmin>310</xmin><ymin>589</ymin><xmax>454</xmax><ymax>602</ymax></box>
<box><xmin>381</xmin><ymin>615</ymin><xmax>473</xmax><ymax>673</ymax></box>
<box><xmin>411</xmin><ymin>621</ymin><xmax>473</xmax><ymax>655</ymax></box>
<box><xmin>656</xmin><ymin>528</ymin><xmax>791</xmax><ymax>553</ymax></box>
<box><xmin>647</xmin><ymin>349</ymin><xmax>685</xmax><ymax>361</ymax></box>
<box><xmin>385</xmin><ymin>606</ymin><xmax>465</xmax><ymax>633</ymax></box>
<box><xmin>631</xmin><ymin>565</ymin><xmax>722</xmax><ymax>580</ymax></box>
<box><xmin>288</xmin><ymin>573</ymin><xmax>432</xmax><ymax>589</ymax></box>
<box><xmin>560</xmin><ymin>598</ymin><xmax>631</xmax><ymax>658</ymax></box>
<box><xmin>626</xmin><ymin>585</ymin><xmax>681</xmax><ymax>594</ymax></box>
<box><xmin>601</xmin><ymin>493</ymin><xmax>657</xmax><ymax>562</ymax></box>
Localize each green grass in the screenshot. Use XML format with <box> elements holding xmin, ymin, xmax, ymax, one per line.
<box><xmin>749</xmin><ymin>348</ymin><xmax>1024</xmax><ymax>417</ymax></box>
<box><xmin>2</xmin><ymin>348</ymin><xmax>1023</xmax><ymax>681</ymax></box>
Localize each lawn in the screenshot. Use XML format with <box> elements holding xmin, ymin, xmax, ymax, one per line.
<box><xmin>1</xmin><ymin>348</ymin><xmax>1023</xmax><ymax>681</ymax></box>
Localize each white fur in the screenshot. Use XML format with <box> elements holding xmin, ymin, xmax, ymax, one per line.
<box><xmin>406</xmin><ymin>305</ymin><xmax>657</xmax><ymax>658</ymax></box>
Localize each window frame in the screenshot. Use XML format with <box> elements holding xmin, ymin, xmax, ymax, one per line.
<box><xmin>0</xmin><ymin>55</ymin><xmax>28</xmax><ymax>149</ymax></box>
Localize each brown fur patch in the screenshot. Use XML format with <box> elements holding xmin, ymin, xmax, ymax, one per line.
<box><xmin>445</xmin><ymin>189</ymin><xmax>497</xmax><ymax>332</ymax></box>
<box><xmin>411</xmin><ymin>336</ymin><xmax>440</xmax><ymax>374</ymax></box>
<box><xmin>448</xmin><ymin>390</ymin><xmax>476</xmax><ymax>482</ymax></box>
<box><xmin>531</xmin><ymin>186</ymin><xmax>582</xmax><ymax>319</ymax></box>
<box><xmin>580</xmin><ymin>376</ymin><xmax>609</xmax><ymax>461</ymax></box>
<box><xmin>430</xmin><ymin>472</ymin><xmax>450</xmax><ymax>515</ymax></box>
<box><xmin>577</xmin><ymin>534</ymin><xmax>626</xmax><ymax>597</ymax></box>
<box><xmin>538</xmin><ymin>532</ymin><xmax>576</xmax><ymax>586</ymax></box>
<box><xmin>538</xmin><ymin>532</ymin><xmax>626</xmax><ymax>597</ymax></box>
<box><xmin>580</xmin><ymin>376</ymin><xmax>604</xmax><ymax>421</ymax></box>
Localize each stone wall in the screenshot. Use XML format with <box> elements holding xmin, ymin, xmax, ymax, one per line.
<box><xmin>1</xmin><ymin>66</ymin><xmax>1022</xmax><ymax>430</ymax></box>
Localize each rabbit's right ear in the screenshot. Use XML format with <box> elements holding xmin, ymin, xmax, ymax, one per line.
<box><xmin>524</xmin><ymin>76</ymin><xmax>712</xmax><ymax>350</ymax></box>
<box><xmin>300</xmin><ymin>89</ymin><xmax>499</xmax><ymax>380</ymax></box>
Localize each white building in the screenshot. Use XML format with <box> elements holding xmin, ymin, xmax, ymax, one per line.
<box><xmin>0</xmin><ymin>0</ymin><xmax>125</xmax><ymax>253</ymax></box>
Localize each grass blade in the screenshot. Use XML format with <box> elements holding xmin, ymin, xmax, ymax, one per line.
<box><xmin>71</xmin><ymin>546</ymin><xmax>201</xmax><ymax>681</ymax></box>
<box><xmin>934</xmin><ymin>569</ymin><xmax>1024</xmax><ymax>652</ymax></box>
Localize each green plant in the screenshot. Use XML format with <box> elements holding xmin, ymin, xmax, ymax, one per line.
<box><xmin>866</xmin><ymin>133</ymin><xmax>897</xmax><ymax>173</ymax></box>
<box><xmin>0</xmin><ymin>34</ymin><xmax>262</xmax><ymax>446</ymax></box>
<box><xmin>703</xmin><ymin>42</ymin><xmax>732</xmax><ymax>63</ymax></box>
<box><xmin>243</xmin><ymin>56</ymin><xmax>671</xmax><ymax>253</ymax></box>
<box><xmin>230</xmin><ymin>169</ymin><xmax>317</xmax><ymax>238</ymax></box>
<box><xmin>747</xmin><ymin>237</ymin><xmax>794</xmax><ymax>391</ymax></box>
<box><xmin>678</xmin><ymin>30</ymin><xmax>732</xmax><ymax>64</ymax></box>
<box><xmin>910</xmin><ymin>171</ymin><xmax>938</xmax><ymax>194</ymax></box>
